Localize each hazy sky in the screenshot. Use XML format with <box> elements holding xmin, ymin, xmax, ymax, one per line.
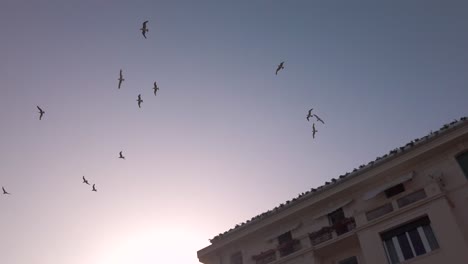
<box><xmin>1</xmin><ymin>1</ymin><xmax>467</xmax><ymax>263</ymax></box>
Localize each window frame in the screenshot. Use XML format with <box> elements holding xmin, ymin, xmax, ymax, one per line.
<box><xmin>456</xmin><ymin>151</ymin><xmax>468</xmax><ymax>179</ymax></box>
<box><xmin>380</xmin><ymin>216</ymin><xmax>439</xmax><ymax>264</ymax></box>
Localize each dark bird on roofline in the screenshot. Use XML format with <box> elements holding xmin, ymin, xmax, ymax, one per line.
<box><xmin>140</xmin><ymin>21</ymin><xmax>149</xmax><ymax>39</ymax></box>
<box><xmin>37</xmin><ymin>106</ymin><xmax>45</xmax><ymax>120</ymax></box>
<box><xmin>118</xmin><ymin>69</ymin><xmax>125</xmax><ymax>89</ymax></box>
<box><xmin>119</xmin><ymin>151</ymin><xmax>125</xmax><ymax>160</ymax></box>
<box><xmin>275</xmin><ymin>61</ymin><xmax>284</xmax><ymax>75</ymax></box>
<box><xmin>312</xmin><ymin>123</ymin><xmax>318</xmax><ymax>139</ymax></box>
<box><xmin>2</xmin><ymin>187</ymin><xmax>11</xmax><ymax>195</ymax></box>
<box><xmin>82</xmin><ymin>176</ymin><xmax>90</xmax><ymax>185</ymax></box>
<box><xmin>92</xmin><ymin>184</ymin><xmax>97</xmax><ymax>192</ymax></box>
<box><xmin>137</xmin><ymin>94</ymin><xmax>143</xmax><ymax>108</ymax></box>
<box><xmin>306</xmin><ymin>108</ymin><xmax>313</xmax><ymax>121</ymax></box>
<box><xmin>153</xmin><ymin>82</ymin><xmax>159</xmax><ymax>96</ymax></box>
<box><xmin>313</xmin><ymin>114</ymin><xmax>325</xmax><ymax>124</ymax></box>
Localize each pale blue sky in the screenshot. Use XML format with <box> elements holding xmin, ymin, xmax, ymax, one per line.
<box><xmin>1</xmin><ymin>1</ymin><xmax>467</xmax><ymax>263</ymax></box>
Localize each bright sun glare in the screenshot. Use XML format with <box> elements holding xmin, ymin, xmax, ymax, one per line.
<box><xmin>100</xmin><ymin>227</ymin><xmax>203</xmax><ymax>264</ymax></box>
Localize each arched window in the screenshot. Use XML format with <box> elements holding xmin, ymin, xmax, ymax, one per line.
<box><xmin>456</xmin><ymin>151</ymin><xmax>468</xmax><ymax>179</ymax></box>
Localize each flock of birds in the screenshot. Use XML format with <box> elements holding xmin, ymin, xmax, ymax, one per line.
<box><xmin>306</xmin><ymin>108</ymin><xmax>325</xmax><ymax>138</ymax></box>
<box><xmin>2</xmin><ymin>21</ymin><xmax>325</xmax><ymax>196</ymax></box>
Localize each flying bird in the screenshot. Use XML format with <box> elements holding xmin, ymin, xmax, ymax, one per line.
<box><xmin>312</xmin><ymin>123</ymin><xmax>318</xmax><ymax>139</ymax></box>
<box><xmin>2</xmin><ymin>187</ymin><xmax>10</xmax><ymax>195</ymax></box>
<box><xmin>137</xmin><ymin>94</ymin><xmax>143</xmax><ymax>108</ymax></box>
<box><xmin>153</xmin><ymin>82</ymin><xmax>159</xmax><ymax>96</ymax></box>
<box><xmin>92</xmin><ymin>184</ymin><xmax>97</xmax><ymax>192</ymax></box>
<box><xmin>140</xmin><ymin>21</ymin><xmax>149</xmax><ymax>39</ymax></box>
<box><xmin>37</xmin><ymin>106</ymin><xmax>45</xmax><ymax>120</ymax></box>
<box><xmin>82</xmin><ymin>176</ymin><xmax>90</xmax><ymax>185</ymax></box>
<box><xmin>119</xmin><ymin>151</ymin><xmax>125</xmax><ymax>160</ymax></box>
<box><xmin>275</xmin><ymin>62</ymin><xmax>284</xmax><ymax>75</ymax></box>
<box><xmin>306</xmin><ymin>108</ymin><xmax>314</xmax><ymax>121</ymax></box>
<box><xmin>118</xmin><ymin>69</ymin><xmax>125</xmax><ymax>89</ymax></box>
<box><xmin>313</xmin><ymin>114</ymin><xmax>325</xmax><ymax>124</ymax></box>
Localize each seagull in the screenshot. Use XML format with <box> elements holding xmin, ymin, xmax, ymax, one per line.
<box><xmin>92</xmin><ymin>184</ymin><xmax>97</xmax><ymax>192</ymax></box>
<box><xmin>153</xmin><ymin>82</ymin><xmax>159</xmax><ymax>96</ymax></box>
<box><xmin>140</xmin><ymin>21</ymin><xmax>149</xmax><ymax>39</ymax></box>
<box><xmin>313</xmin><ymin>114</ymin><xmax>325</xmax><ymax>124</ymax></box>
<box><xmin>2</xmin><ymin>187</ymin><xmax>10</xmax><ymax>195</ymax></box>
<box><xmin>37</xmin><ymin>106</ymin><xmax>45</xmax><ymax>120</ymax></box>
<box><xmin>312</xmin><ymin>123</ymin><xmax>318</xmax><ymax>139</ymax></box>
<box><xmin>137</xmin><ymin>94</ymin><xmax>143</xmax><ymax>108</ymax></box>
<box><xmin>306</xmin><ymin>108</ymin><xmax>314</xmax><ymax>121</ymax></box>
<box><xmin>119</xmin><ymin>151</ymin><xmax>125</xmax><ymax>160</ymax></box>
<box><xmin>82</xmin><ymin>176</ymin><xmax>90</xmax><ymax>185</ymax></box>
<box><xmin>118</xmin><ymin>69</ymin><xmax>124</xmax><ymax>89</ymax></box>
<box><xmin>275</xmin><ymin>62</ymin><xmax>285</xmax><ymax>75</ymax></box>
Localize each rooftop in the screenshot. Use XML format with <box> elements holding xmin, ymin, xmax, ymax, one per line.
<box><xmin>209</xmin><ymin>116</ymin><xmax>468</xmax><ymax>244</ymax></box>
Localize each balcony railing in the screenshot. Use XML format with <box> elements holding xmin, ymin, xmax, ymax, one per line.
<box><xmin>252</xmin><ymin>249</ymin><xmax>276</xmax><ymax>264</ymax></box>
<box><xmin>309</xmin><ymin>217</ymin><xmax>356</xmax><ymax>246</ymax></box>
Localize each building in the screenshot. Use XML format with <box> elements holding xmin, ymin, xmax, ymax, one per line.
<box><xmin>197</xmin><ymin>117</ymin><xmax>468</xmax><ymax>264</ymax></box>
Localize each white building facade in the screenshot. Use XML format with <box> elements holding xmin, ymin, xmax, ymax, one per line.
<box><xmin>198</xmin><ymin>117</ymin><xmax>468</xmax><ymax>264</ymax></box>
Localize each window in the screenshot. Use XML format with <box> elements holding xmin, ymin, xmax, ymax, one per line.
<box><xmin>456</xmin><ymin>151</ymin><xmax>468</xmax><ymax>179</ymax></box>
<box><xmin>328</xmin><ymin>208</ymin><xmax>345</xmax><ymax>225</ymax></box>
<box><xmin>277</xmin><ymin>231</ymin><xmax>301</xmax><ymax>257</ymax></box>
<box><xmin>230</xmin><ymin>251</ymin><xmax>243</xmax><ymax>264</ymax></box>
<box><xmin>385</xmin><ymin>184</ymin><xmax>405</xmax><ymax>198</ymax></box>
<box><xmin>397</xmin><ymin>189</ymin><xmax>427</xmax><ymax>208</ymax></box>
<box><xmin>278</xmin><ymin>231</ymin><xmax>292</xmax><ymax>245</ymax></box>
<box><xmin>381</xmin><ymin>216</ymin><xmax>439</xmax><ymax>264</ymax></box>
<box><xmin>338</xmin><ymin>256</ymin><xmax>358</xmax><ymax>264</ymax></box>
<box><xmin>366</xmin><ymin>203</ymin><xmax>393</xmax><ymax>221</ymax></box>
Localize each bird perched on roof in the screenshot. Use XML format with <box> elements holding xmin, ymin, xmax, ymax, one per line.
<box><xmin>137</xmin><ymin>94</ymin><xmax>143</xmax><ymax>108</ymax></box>
<box><xmin>37</xmin><ymin>106</ymin><xmax>45</xmax><ymax>120</ymax></box>
<box><xmin>306</xmin><ymin>108</ymin><xmax>313</xmax><ymax>121</ymax></box>
<box><xmin>82</xmin><ymin>176</ymin><xmax>90</xmax><ymax>185</ymax></box>
<box><xmin>140</xmin><ymin>21</ymin><xmax>149</xmax><ymax>39</ymax></box>
<box><xmin>92</xmin><ymin>184</ymin><xmax>97</xmax><ymax>192</ymax></box>
<box><xmin>153</xmin><ymin>82</ymin><xmax>159</xmax><ymax>96</ymax></box>
<box><xmin>2</xmin><ymin>187</ymin><xmax>11</xmax><ymax>195</ymax></box>
<box><xmin>313</xmin><ymin>114</ymin><xmax>325</xmax><ymax>124</ymax></box>
<box><xmin>119</xmin><ymin>151</ymin><xmax>125</xmax><ymax>160</ymax></box>
<box><xmin>118</xmin><ymin>69</ymin><xmax>124</xmax><ymax>89</ymax></box>
<box><xmin>312</xmin><ymin>123</ymin><xmax>318</xmax><ymax>138</ymax></box>
<box><xmin>275</xmin><ymin>61</ymin><xmax>284</xmax><ymax>75</ymax></box>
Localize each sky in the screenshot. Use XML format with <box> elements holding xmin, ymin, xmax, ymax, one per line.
<box><xmin>1</xmin><ymin>0</ymin><xmax>467</xmax><ymax>263</ymax></box>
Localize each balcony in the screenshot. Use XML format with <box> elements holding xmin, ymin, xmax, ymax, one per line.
<box><xmin>309</xmin><ymin>217</ymin><xmax>356</xmax><ymax>246</ymax></box>
<box><xmin>252</xmin><ymin>249</ymin><xmax>276</xmax><ymax>264</ymax></box>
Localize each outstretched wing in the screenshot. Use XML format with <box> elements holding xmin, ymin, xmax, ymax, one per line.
<box><xmin>314</xmin><ymin>114</ymin><xmax>325</xmax><ymax>124</ymax></box>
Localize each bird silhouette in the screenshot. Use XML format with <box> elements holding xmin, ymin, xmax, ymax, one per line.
<box><xmin>313</xmin><ymin>114</ymin><xmax>325</xmax><ymax>124</ymax></box>
<box><xmin>140</xmin><ymin>21</ymin><xmax>149</xmax><ymax>39</ymax></box>
<box><xmin>153</xmin><ymin>82</ymin><xmax>159</xmax><ymax>96</ymax></box>
<box><xmin>2</xmin><ymin>187</ymin><xmax>10</xmax><ymax>195</ymax></box>
<box><xmin>82</xmin><ymin>176</ymin><xmax>90</xmax><ymax>185</ymax></box>
<box><xmin>276</xmin><ymin>62</ymin><xmax>285</xmax><ymax>75</ymax></box>
<box><xmin>137</xmin><ymin>94</ymin><xmax>143</xmax><ymax>108</ymax></box>
<box><xmin>92</xmin><ymin>184</ymin><xmax>97</xmax><ymax>192</ymax></box>
<box><xmin>306</xmin><ymin>108</ymin><xmax>314</xmax><ymax>121</ymax></box>
<box><xmin>118</xmin><ymin>69</ymin><xmax>124</xmax><ymax>89</ymax></box>
<box><xmin>37</xmin><ymin>106</ymin><xmax>45</xmax><ymax>120</ymax></box>
<box><xmin>119</xmin><ymin>151</ymin><xmax>125</xmax><ymax>160</ymax></box>
<box><xmin>312</xmin><ymin>123</ymin><xmax>318</xmax><ymax>138</ymax></box>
